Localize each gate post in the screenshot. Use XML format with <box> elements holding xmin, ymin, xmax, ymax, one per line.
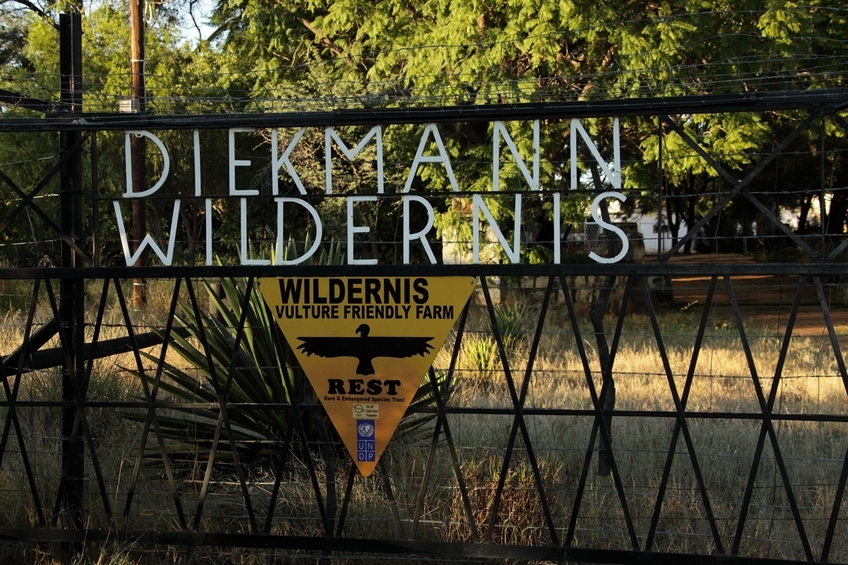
<box><xmin>129</xmin><ymin>0</ymin><xmax>147</xmax><ymax>306</ymax></box>
<box><xmin>59</xmin><ymin>12</ymin><xmax>85</xmax><ymax>530</ymax></box>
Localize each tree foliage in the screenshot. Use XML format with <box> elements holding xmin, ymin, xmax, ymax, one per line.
<box><xmin>203</xmin><ymin>1</ymin><xmax>848</xmax><ymax>258</ymax></box>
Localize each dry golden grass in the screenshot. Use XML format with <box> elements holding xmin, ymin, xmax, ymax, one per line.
<box><xmin>428</xmin><ymin>303</ymin><xmax>848</xmax><ymax>560</ymax></box>
<box><xmin>1</xmin><ymin>282</ymin><xmax>847</xmax><ymax>563</ymax></box>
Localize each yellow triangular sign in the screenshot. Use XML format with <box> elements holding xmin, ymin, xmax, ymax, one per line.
<box><xmin>259</xmin><ymin>276</ymin><xmax>475</xmax><ymax>476</ymax></box>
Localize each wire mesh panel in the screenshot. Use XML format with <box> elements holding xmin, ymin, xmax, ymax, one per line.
<box><xmin>1</xmin><ymin>268</ymin><xmax>848</xmax><ymax>564</ymax></box>
<box><xmin>1</xmin><ymin>91</ymin><xmax>848</xmax><ymax>564</ymax></box>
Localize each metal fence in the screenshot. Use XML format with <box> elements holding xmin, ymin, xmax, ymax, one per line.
<box><xmin>3</xmin><ymin>264</ymin><xmax>848</xmax><ymax>564</ymax></box>
<box><xmin>2</xmin><ymin>22</ymin><xmax>848</xmax><ymax>562</ymax></box>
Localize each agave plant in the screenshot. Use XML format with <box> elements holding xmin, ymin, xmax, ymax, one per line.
<box><xmin>134</xmin><ymin>276</ymin><xmax>312</xmax><ymax>467</ymax></box>
<box><xmin>492</xmin><ymin>302</ymin><xmax>528</xmax><ymax>347</ymax></box>
<box><xmin>130</xmin><ymin>241</ymin><xmax>453</xmax><ymax>469</ymax></box>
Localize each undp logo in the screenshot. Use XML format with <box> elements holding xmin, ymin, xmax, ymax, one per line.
<box><xmin>357</xmin><ymin>422</ymin><xmax>375</xmax><ymax>438</ymax></box>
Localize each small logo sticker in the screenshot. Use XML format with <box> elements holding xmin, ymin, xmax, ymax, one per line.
<box><xmin>356</xmin><ymin>419</ymin><xmax>376</xmax><ymax>462</ymax></box>
<box><xmin>352</xmin><ymin>403</ymin><xmax>380</xmax><ymax>419</ymax></box>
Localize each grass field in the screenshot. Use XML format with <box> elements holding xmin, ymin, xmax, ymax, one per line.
<box><xmin>0</xmin><ymin>275</ymin><xmax>847</xmax><ymax>564</ymax></box>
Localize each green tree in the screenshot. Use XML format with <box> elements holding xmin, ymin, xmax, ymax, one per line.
<box><xmin>204</xmin><ymin>1</ymin><xmax>847</xmax><ymax>260</ymax></box>
<box><xmin>0</xmin><ymin>0</ymin><xmax>251</xmax><ymax>266</ymax></box>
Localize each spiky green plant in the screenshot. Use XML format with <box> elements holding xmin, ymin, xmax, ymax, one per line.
<box><xmin>134</xmin><ymin>276</ymin><xmax>311</xmax><ymax>467</ymax></box>
<box><xmin>493</xmin><ymin>302</ymin><xmax>527</xmax><ymax>347</ymax></box>
<box><xmin>128</xmin><ymin>241</ymin><xmax>454</xmax><ymax>469</ymax></box>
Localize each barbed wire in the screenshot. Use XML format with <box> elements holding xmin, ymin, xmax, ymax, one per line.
<box><xmin>0</xmin><ymin>6</ymin><xmax>846</xmax><ymax>113</ymax></box>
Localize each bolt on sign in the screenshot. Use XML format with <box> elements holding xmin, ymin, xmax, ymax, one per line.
<box><xmin>259</xmin><ymin>276</ymin><xmax>475</xmax><ymax>476</ymax></box>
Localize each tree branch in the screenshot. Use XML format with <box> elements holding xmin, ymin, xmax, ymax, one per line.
<box><xmin>1</xmin><ymin>0</ymin><xmax>57</xmax><ymax>29</ymax></box>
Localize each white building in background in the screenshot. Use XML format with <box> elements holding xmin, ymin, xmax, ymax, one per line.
<box><xmin>567</xmin><ymin>213</ymin><xmax>682</xmax><ymax>259</ymax></box>
<box><xmin>627</xmin><ymin>213</ymin><xmax>686</xmax><ymax>254</ymax></box>
<box><xmin>586</xmin><ymin>198</ymin><xmax>686</xmax><ymax>254</ymax></box>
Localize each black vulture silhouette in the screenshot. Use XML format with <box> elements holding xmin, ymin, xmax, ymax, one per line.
<box><xmin>296</xmin><ymin>323</ymin><xmax>434</xmax><ymax>375</ymax></box>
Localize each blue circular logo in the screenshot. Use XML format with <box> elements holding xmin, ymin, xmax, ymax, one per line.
<box><xmin>358</xmin><ymin>423</ymin><xmax>374</xmax><ymax>438</ymax></box>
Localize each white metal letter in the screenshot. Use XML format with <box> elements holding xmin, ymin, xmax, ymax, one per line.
<box><xmin>403</xmin><ymin>124</ymin><xmax>459</xmax><ymax>192</ymax></box>
<box><xmin>204</xmin><ymin>198</ymin><xmax>213</xmax><ymax>265</ymax></box>
<box><xmin>193</xmin><ymin>130</ymin><xmax>202</xmax><ymax>197</ymax></box>
<box><xmin>325</xmin><ymin>126</ymin><xmax>383</xmax><ymax>194</ymax></box>
<box><xmin>240</xmin><ymin>198</ymin><xmax>270</xmax><ymax>265</ymax></box>
<box><xmin>402</xmin><ymin>195</ymin><xmax>437</xmax><ymax>264</ymax></box>
<box><xmin>347</xmin><ymin>196</ymin><xmax>378</xmax><ymax>265</ymax></box>
<box><xmin>570</xmin><ymin>118</ymin><xmax>621</xmax><ymax>190</ymax></box>
<box><xmin>124</xmin><ymin>131</ymin><xmax>170</xmax><ymax>198</ymax></box>
<box><xmin>589</xmin><ymin>191</ymin><xmax>629</xmax><ymax>264</ymax></box>
<box><xmin>271</xmin><ymin>128</ymin><xmax>307</xmax><ymax>195</ymax></box>
<box><xmin>554</xmin><ymin>192</ymin><xmax>561</xmax><ymax>264</ymax></box>
<box><xmin>493</xmin><ymin>120</ymin><xmax>540</xmax><ymax>191</ymax></box>
<box><xmin>472</xmin><ymin>194</ymin><xmax>522</xmax><ymax>264</ymax></box>
<box><xmin>275</xmin><ymin>197</ymin><xmax>323</xmax><ymax>265</ymax></box>
<box><xmin>113</xmin><ymin>200</ymin><xmax>181</xmax><ymax>266</ymax></box>
<box><xmin>229</xmin><ymin>128</ymin><xmax>256</xmax><ymax>196</ymax></box>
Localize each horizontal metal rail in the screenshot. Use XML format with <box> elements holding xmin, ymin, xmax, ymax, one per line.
<box><xmin>0</xmin><ymin>528</ymin><xmax>829</xmax><ymax>565</ymax></box>
<box><xmin>0</xmin><ymin>89</ymin><xmax>846</xmax><ymax>132</ymax></box>
<box><xmin>0</xmin><ymin>262</ymin><xmax>847</xmax><ymax>280</ymax></box>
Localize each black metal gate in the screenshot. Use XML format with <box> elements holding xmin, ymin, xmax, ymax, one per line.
<box><xmin>2</xmin><ymin>18</ymin><xmax>848</xmax><ymax>563</ymax></box>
